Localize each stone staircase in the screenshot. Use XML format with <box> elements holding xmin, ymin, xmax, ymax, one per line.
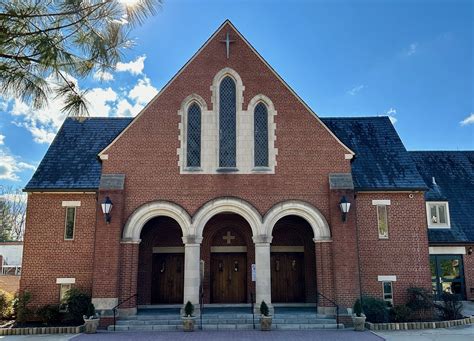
<box><xmin>108</xmin><ymin>307</ymin><xmax>344</xmax><ymax>331</ymax></box>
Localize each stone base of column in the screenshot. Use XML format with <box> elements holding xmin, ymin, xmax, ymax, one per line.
<box><xmin>117</xmin><ymin>307</ymin><xmax>137</xmax><ymax>317</ymax></box>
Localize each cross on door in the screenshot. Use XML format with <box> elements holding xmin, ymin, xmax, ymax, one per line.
<box><xmin>223</xmin><ymin>231</ymin><xmax>235</xmax><ymax>244</ymax></box>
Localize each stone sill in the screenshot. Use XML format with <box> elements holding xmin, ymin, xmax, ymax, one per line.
<box><xmin>366</xmin><ymin>316</ymin><xmax>474</xmax><ymax>331</ymax></box>
<box><xmin>0</xmin><ymin>324</ymin><xmax>84</xmax><ymax>335</ymax></box>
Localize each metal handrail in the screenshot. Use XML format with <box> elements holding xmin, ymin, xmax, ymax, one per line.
<box><xmin>250</xmin><ymin>291</ymin><xmax>255</xmax><ymax>329</ymax></box>
<box><xmin>112</xmin><ymin>293</ymin><xmax>137</xmax><ymax>332</ymax></box>
<box><xmin>317</xmin><ymin>291</ymin><xmax>340</xmax><ymax>329</ymax></box>
<box><xmin>199</xmin><ymin>289</ymin><xmax>204</xmax><ymax>330</ymax></box>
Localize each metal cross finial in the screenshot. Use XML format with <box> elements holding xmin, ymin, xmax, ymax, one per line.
<box><xmin>220</xmin><ymin>31</ymin><xmax>235</xmax><ymax>59</ymax></box>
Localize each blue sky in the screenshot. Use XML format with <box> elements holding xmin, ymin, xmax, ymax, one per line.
<box><xmin>0</xmin><ymin>0</ymin><xmax>472</xmax><ymax>189</ymax></box>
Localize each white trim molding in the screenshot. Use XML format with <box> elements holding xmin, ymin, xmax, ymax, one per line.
<box><xmin>271</xmin><ymin>246</ymin><xmax>304</xmax><ymax>253</ymax></box>
<box><xmin>61</xmin><ymin>201</ymin><xmax>81</xmax><ymax>207</ymax></box>
<box><xmin>211</xmin><ymin>246</ymin><xmax>247</xmax><ymax>253</ymax></box>
<box><xmin>123</xmin><ymin>201</ymin><xmax>191</xmax><ymax>242</ymax></box>
<box><xmin>372</xmin><ymin>200</ymin><xmax>391</xmax><ymax>206</ymax></box>
<box><xmin>378</xmin><ymin>275</ymin><xmax>397</xmax><ymax>282</ymax></box>
<box><xmin>56</xmin><ymin>278</ymin><xmax>75</xmax><ymax>284</ymax></box>
<box><xmin>426</xmin><ymin>201</ymin><xmax>451</xmax><ymax>229</ymax></box>
<box><xmin>429</xmin><ymin>246</ymin><xmax>466</xmax><ymax>255</ymax></box>
<box><xmin>264</xmin><ymin>200</ymin><xmax>331</xmax><ymax>241</ymax></box>
<box><xmin>178</xmin><ymin>94</ymin><xmax>209</xmax><ymax>173</ymax></box>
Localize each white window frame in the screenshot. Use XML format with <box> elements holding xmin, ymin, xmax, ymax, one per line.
<box><xmin>376</xmin><ymin>205</ymin><xmax>389</xmax><ymax>239</ymax></box>
<box><xmin>382</xmin><ymin>281</ymin><xmax>394</xmax><ymax>306</ymax></box>
<box><xmin>64</xmin><ymin>207</ymin><xmax>76</xmax><ymax>240</ymax></box>
<box><xmin>426</xmin><ymin>201</ymin><xmax>450</xmax><ymax>229</ymax></box>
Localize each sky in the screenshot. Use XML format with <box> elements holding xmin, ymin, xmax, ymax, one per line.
<box><xmin>0</xmin><ymin>0</ymin><xmax>472</xmax><ymax>190</ymax></box>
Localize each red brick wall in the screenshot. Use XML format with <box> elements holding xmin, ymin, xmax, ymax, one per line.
<box><xmin>101</xmin><ymin>23</ymin><xmax>351</xmax><ymax>221</ymax></box>
<box><xmin>463</xmin><ymin>248</ymin><xmax>474</xmax><ymax>300</ymax></box>
<box><xmin>20</xmin><ymin>193</ymin><xmax>97</xmax><ymax>307</ymax></box>
<box><xmin>356</xmin><ymin>192</ymin><xmax>431</xmax><ymax>305</ymax></box>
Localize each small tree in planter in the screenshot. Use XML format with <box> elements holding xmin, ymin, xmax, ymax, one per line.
<box><xmin>352</xmin><ymin>299</ymin><xmax>366</xmax><ymax>331</ymax></box>
<box><xmin>260</xmin><ymin>301</ymin><xmax>272</xmax><ymax>331</ymax></box>
<box><xmin>182</xmin><ymin>301</ymin><xmax>195</xmax><ymax>332</ymax></box>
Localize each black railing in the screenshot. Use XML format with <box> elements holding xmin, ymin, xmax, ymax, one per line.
<box><xmin>250</xmin><ymin>291</ymin><xmax>255</xmax><ymax>329</ymax></box>
<box><xmin>317</xmin><ymin>291</ymin><xmax>340</xmax><ymax>329</ymax></box>
<box><xmin>199</xmin><ymin>289</ymin><xmax>204</xmax><ymax>330</ymax></box>
<box><xmin>112</xmin><ymin>293</ymin><xmax>137</xmax><ymax>332</ymax></box>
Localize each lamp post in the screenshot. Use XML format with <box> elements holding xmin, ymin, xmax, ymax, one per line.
<box><xmin>339</xmin><ymin>196</ymin><xmax>351</xmax><ymax>222</ymax></box>
<box><xmin>101</xmin><ymin>196</ymin><xmax>113</xmax><ymax>224</ymax></box>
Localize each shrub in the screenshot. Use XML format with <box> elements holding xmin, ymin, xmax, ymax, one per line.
<box><xmin>361</xmin><ymin>296</ymin><xmax>389</xmax><ymax>323</ymax></box>
<box><xmin>183</xmin><ymin>301</ymin><xmax>194</xmax><ymax>317</ymax></box>
<box><xmin>13</xmin><ymin>291</ymin><xmax>32</xmax><ymax>323</ymax></box>
<box><xmin>353</xmin><ymin>299</ymin><xmax>363</xmax><ymax>317</ymax></box>
<box><xmin>406</xmin><ymin>287</ymin><xmax>435</xmax><ymax>321</ymax></box>
<box><xmin>36</xmin><ymin>305</ymin><xmax>61</xmax><ymax>325</ymax></box>
<box><xmin>435</xmin><ymin>293</ymin><xmax>463</xmax><ymax>321</ymax></box>
<box><xmin>260</xmin><ymin>301</ymin><xmax>269</xmax><ymax>316</ymax></box>
<box><xmin>0</xmin><ymin>289</ymin><xmax>14</xmax><ymax>319</ymax></box>
<box><xmin>64</xmin><ymin>288</ymin><xmax>93</xmax><ymax>323</ymax></box>
<box><xmin>389</xmin><ymin>305</ymin><xmax>413</xmax><ymax>323</ymax></box>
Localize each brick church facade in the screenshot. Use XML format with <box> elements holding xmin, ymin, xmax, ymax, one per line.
<box><xmin>20</xmin><ymin>21</ymin><xmax>473</xmax><ymax>324</ymax></box>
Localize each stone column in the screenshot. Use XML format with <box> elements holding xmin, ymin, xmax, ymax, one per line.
<box><xmin>253</xmin><ymin>235</ymin><xmax>273</xmax><ymax>314</ymax></box>
<box><xmin>182</xmin><ymin>235</ymin><xmax>202</xmax><ymax>315</ymax></box>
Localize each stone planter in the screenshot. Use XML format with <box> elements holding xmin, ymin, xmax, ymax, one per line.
<box><xmin>83</xmin><ymin>317</ymin><xmax>100</xmax><ymax>334</ymax></box>
<box><xmin>260</xmin><ymin>315</ymin><xmax>272</xmax><ymax>331</ymax></box>
<box><xmin>182</xmin><ymin>316</ymin><xmax>195</xmax><ymax>332</ymax></box>
<box><xmin>352</xmin><ymin>314</ymin><xmax>366</xmax><ymax>331</ymax></box>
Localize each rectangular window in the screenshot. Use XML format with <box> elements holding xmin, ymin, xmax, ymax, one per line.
<box><xmin>64</xmin><ymin>207</ymin><xmax>76</xmax><ymax>240</ymax></box>
<box><xmin>377</xmin><ymin>205</ymin><xmax>389</xmax><ymax>239</ymax></box>
<box><xmin>59</xmin><ymin>283</ymin><xmax>71</xmax><ymax>311</ymax></box>
<box><xmin>427</xmin><ymin>202</ymin><xmax>450</xmax><ymax>228</ymax></box>
<box><xmin>382</xmin><ymin>281</ymin><xmax>393</xmax><ymax>306</ymax></box>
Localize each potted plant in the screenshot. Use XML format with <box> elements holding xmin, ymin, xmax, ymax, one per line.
<box><xmin>182</xmin><ymin>301</ymin><xmax>195</xmax><ymax>332</ymax></box>
<box><xmin>260</xmin><ymin>301</ymin><xmax>272</xmax><ymax>331</ymax></box>
<box><xmin>352</xmin><ymin>298</ymin><xmax>366</xmax><ymax>331</ymax></box>
<box><xmin>83</xmin><ymin>303</ymin><xmax>99</xmax><ymax>334</ymax></box>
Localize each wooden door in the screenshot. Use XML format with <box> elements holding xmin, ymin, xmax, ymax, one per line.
<box><xmin>152</xmin><ymin>253</ymin><xmax>184</xmax><ymax>304</ymax></box>
<box><xmin>271</xmin><ymin>253</ymin><xmax>305</xmax><ymax>302</ymax></box>
<box><xmin>211</xmin><ymin>253</ymin><xmax>247</xmax><ymax>303</ymax></box>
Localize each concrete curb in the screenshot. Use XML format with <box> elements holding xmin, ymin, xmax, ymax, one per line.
<box><xmin>0</xmin><ymin>324</ymin><xmax>84</xmax><ymax>335</ymax></box>
<box><xmin>366</xmin><ymin>316</ymin><xmax>474</xmax><ymax>331</ymax></box>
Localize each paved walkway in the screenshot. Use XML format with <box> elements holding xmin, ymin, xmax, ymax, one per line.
<box><xmin>375</xmin><ymin>324</ymin><xmax>474</xmax><ymax>341</ymax></box>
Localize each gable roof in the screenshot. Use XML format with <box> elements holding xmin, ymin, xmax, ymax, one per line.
<box><xmin>24</xmin><ymin>118</ymin><xmax>132</xmax><ymax>191</ymax></box>
<box><xmin>98</xmin><ymin>20</ymin><xmax>354</xmax><ymax>157</ymax></box>
<box><xmin>321</xmin><ymin>117</ymin><xmax>427</xmax><ymax>191</ymax></box>
<box><xmin>410</xmin><ymin>151</ymin><xmax>474</xmax><ymax>243</ymax></box>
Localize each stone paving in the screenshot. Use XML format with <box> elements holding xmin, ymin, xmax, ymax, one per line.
<box><xmin>374</xmin><ymin>324</ymin><xmax>474</xmax><ymax>341</ymax></box>
<box><xmin>72</xmin><ymin>330</ymin><xmax>384</xmax><ymax>340</ymax></box>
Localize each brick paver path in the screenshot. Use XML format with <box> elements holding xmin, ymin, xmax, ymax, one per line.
<box><xmin>73</xmin><ymin>330</ymin><xmax>384</xmax><ymax>340</ymax></box>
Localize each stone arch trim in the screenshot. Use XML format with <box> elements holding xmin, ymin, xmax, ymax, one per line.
<box><xmin>193</xmin><ymin>197</ymin><xmax>263</xmax><ymax>239</ymax></box>
<box><xmin>263</xmin><ymin>200</ymin><xmax>331</xmax><ymax>241</ymax></box>
<box><xmin>122</xmin><ymin>201</ymin><xmax>191</xmax><ymax>242</ymax></box>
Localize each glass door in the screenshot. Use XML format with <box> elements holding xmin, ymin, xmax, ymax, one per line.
<box><xmin>430</xmin><ymin>254</ymin><xmax>466</xmax><ymax>299</ymax></box>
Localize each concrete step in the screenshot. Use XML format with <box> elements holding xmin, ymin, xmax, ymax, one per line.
<box><xmin>117</xmin><ymin>317</ymin><xmax>337</xmax><ymax>325</ymax></box>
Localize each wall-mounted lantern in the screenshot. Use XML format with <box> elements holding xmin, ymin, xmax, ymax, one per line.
<box><xmin>339</xmin><ymin>196</ymin><xmax>351</xmax><ymax>222</ymax></box>
<box><xmin>101</xmin><ymin>196</ymin><xmax>113</xmax><ymax>224</ymax></box>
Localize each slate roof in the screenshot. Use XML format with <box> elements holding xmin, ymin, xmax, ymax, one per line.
<box><xmin>410</xmin><ymin>151</ymin><xmax>474</xmax><ymax>243</ymax></box>
<box><xmin>24</xmin><ymin>117</ymin><xmax>132</xmax><ymax>191</ymax></box>
<box><xmin>321</xmin><ymin>117</ymin><xmax>427</xmax><ymax>191</ymax></box>
<box><xmin>26</xmin><ymin>115</ymin><xmax>429</xmax><ymax>192</ymax></box>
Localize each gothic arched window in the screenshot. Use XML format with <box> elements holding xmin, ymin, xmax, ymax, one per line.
<box><xmin>219</xmin><ymin>76</ymin><xmax>237</xmax><ymax>168</ymax></box>
<box><xmin>254</xmin><ymin>102</ymin><xmax>269</xmax><ymax>167</ymax></box>
<box><xmin>186</xmin><ymin>103</ymin><xmax>201</xmax><ymax>167</ymax></box>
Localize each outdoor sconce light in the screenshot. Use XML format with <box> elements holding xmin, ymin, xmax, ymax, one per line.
<box><xmin>339</xmin><ymin>196</ymin><xmax>351</xmax><ymax>222</ymax></box>
<box><xmin>468</xmin><ymin>247</ymin><xmax>473</xmax><ymax>255</ymax></box>
<box><xmin>101</xmin><ymin>196</ymin><xmax>113</xmax><ymax>224</ymax></box>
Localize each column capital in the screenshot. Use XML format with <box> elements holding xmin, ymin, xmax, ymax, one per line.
<box><xmin>253</xmin><ymin>234</ymin><xmax>272</xmax><ymax>244</ymax></box>
<box><xmin>313</xmin><ymin>238</ymin><xmax>332</xmax><ymax>243</ymax></box>
<box><xmin>120</xmin><ymin>238</ymin><xmax>141</xmax><ymax>244</ymax></box>
<box><xmin>182</xmin><ymin>235</ymin><xmax>203</xmax><ymax>245</ymax></box>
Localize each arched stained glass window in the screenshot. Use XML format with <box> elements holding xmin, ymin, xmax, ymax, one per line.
<box><xmin>186</xmin><ymin>103</ymin><xmax>201</xmax><ymax>167</ymax></box>
<box><xmin>219</xmin><ymin>76</ymin><xmax>237</xmax><ymax>168</ymax></box>
<box><xmin>254</xmin><ymin>103</ymin><xmax>269</xmax><ymax>167</ymax></box>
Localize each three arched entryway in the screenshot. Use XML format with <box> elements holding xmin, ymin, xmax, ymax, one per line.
<box><xmin>119</xmin><ymin>198</ymin><xmax>331</xmax><ymax>314</ymax></box>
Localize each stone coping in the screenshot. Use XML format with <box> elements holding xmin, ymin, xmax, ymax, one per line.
<box><xmin>366</xmin><ymin>316</ymin><xmax>474</xmax><ymax>331</ymax></box>
<box><xmin>0</xmin><ymin>324</ymin><xmax>84</xmax><ymax>335</ymax></box>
